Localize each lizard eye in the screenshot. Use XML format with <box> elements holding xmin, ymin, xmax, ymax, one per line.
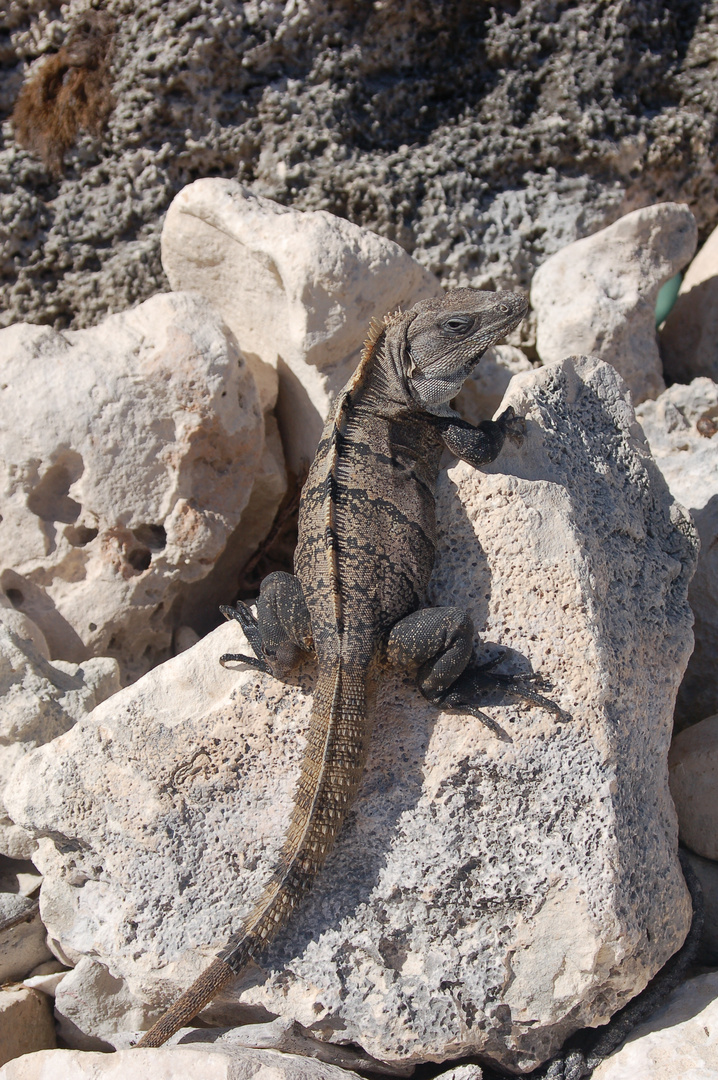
<box><xmin>499</xmin><ymin>303</ymin><xmax>510</xmax><ymax>313</ymax></box>
<box><xmin>442</xmin><ymin>315</ymin><xmax>475</xmax><ymax>335</ymax></box>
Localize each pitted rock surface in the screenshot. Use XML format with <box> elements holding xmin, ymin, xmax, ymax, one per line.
<box><xmin>2</xmin><ymin>2</ymin><xmax>718</xmax><ymax>332</ymax></box>
<box><xmin>0</xmin><ymin>291</ymin><xmax>263</xmax><ymax>683</ymax></box>
<box><xmin>5</xmin><ymin>357</ymin><xmax>698</xmax><ymax>1072</ymax></box>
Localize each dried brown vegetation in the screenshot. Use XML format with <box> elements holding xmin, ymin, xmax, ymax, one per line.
<box><xmin>12</xmin><ymin>9</ymin><xmax>116</xmax><ymax>176</ymax></box>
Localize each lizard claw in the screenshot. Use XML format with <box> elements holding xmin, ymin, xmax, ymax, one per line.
<box><xmin>219</xmin><ymin>603</ymin><xmax>272</xmax><ymax>672</ymax></box>
<box><xmin>497</xmin><ymin>405</ymin><xmax>527</xmax><ymax>447</ymax></box>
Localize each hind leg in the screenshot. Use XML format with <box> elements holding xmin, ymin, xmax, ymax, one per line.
<box><xmin>220</xmin><ymin>571</ymin><xmax>313</xmax><ymax>679</ymax></box>
<box><xmin>387</xmin><ymin>606</ymin><xmax>568</xmax><ymax>739</ymax></box>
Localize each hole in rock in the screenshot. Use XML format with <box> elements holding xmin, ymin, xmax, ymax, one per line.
<box><xmin>127</xmin><ymin>547</ymin><xmax>152</xmax><ymax>573</ymax></box>
<box><xmin>5</xmin><ymin>588</ymin><xmax>23</xmax><ymax>608</ymax></box>
<box><xmin>131</xmin><ymin>524</ymin><xmax>167</xmax><ymax>550</ymax></box>
<box><xmin>64</xmin><ymin>524</ymin><xmax>99</xmax><ymax>547</ymax></box>
<box><xmin>88</xmin><ymin>622</ymin><xmax>97</xmax><ymax>631</ymax></box>
<box><xmin>27</xmin><ymin>459</ymin><xmax>83</xmax><ymax>524</ymax></box>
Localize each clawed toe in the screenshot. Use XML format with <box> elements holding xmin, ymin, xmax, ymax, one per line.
<box><xmin>219</xmin><ymin>603</ymin><xmax>270</xmax><ymax>672</ymax></box>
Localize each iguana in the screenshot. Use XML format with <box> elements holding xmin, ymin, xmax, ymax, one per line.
<box><xmin>136</xmin><ymin>287</ymin><xmax>567</xmax><ymax>1048</ymax></box>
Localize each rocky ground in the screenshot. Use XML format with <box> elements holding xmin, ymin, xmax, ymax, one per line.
<box><xmin>1</xmin><ymin>3</ymin><xmax>718</xmax><ymax>1078</ymax></box>
<box><xmin>2</xmin><ymin>0</ymin><xmax>718</xmax><ymax>331</ymax></box>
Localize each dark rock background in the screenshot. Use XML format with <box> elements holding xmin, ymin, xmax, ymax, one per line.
<box><xmin>1</xmin><ymin>0</ymin><xmax>717</xmax><ymax>331</ymax></box>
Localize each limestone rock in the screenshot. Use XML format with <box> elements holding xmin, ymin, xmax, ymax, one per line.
<box><xmin>0</xmin><ymin>597</ymin><xmax>120</xmax><ymax>858</ymax></box>
<box><xmin>53</xmin><ymin>955</ymin><xmax>158</xmax><ymax>1051</ymax></box>
<box><xmin>668</xmin><ymin>716</ymin><xmax>718</xmax><ymax>861</ymax></box>
<box><xmin>0</xmin><ymin>1045</ymin><xmax>361</xmax><ymax>1079</ymax></box>
<box><xmin>0</xmin><ymin>893</ymin><xmax>51</xmax><ymax>983</ymax></box>
<box><xmin>531</xmin><ymin>203</ymin><xmax>697</xmax><ymax>403</ymax></box>
<box><xmin>0</xmin><ymin>987</ymin><xmax>56</xmax><ymax>1069</ymax></box>
<box><xmin>4</xmin><ymin>356</ymin><xmax>698</xmax><ymax>1072</ymax></box>
<box><xmin>591</xmin><ymin>971</ymin><xmax>718</xmax><ymax>1080</ymax></box>
<box><xmin>0</xmin><ymin>292</ymin><xmax>264</xmax><ymax>683</ymax></box>
<box><xmin>661</xmin><ymin>221</ymin><xmax>718</xmax><ymax>383</ymax></box>
<box><xmin>682</xmin><ymin>850</ymin><xmax>718</xmax><ymax>965</ymax></box>
<box><xmin>635</xmin><ymin>379</ymin><xmax>718</xmax><ymax>728</ymax></box>
<box><xmin>452</xmin><ymin>345</ymin><xmax>533</xmax><ymax>426</ymax></box>
<box><xmin>161</xmin><ymin>178</ymin><xmax>441</xmax><ymax>470</ymax></box>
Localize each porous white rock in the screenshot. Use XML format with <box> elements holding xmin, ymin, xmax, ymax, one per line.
<box><xmin>661</xmin><ymin>221</ymin><xmax>718</xmax><ymax>383</ymax></box>
<box><xmin>0</xmin><ymin>987</ymin><xmax>56</xmax><ymax>1069</ymax></box>
<box><xmin>591</xmin><ymin>971</ymin><xmax>718</xmax><ymax>1080</ymax></box>
<box><xmin>0</xmin><ymin>1045</ymin><xmax>361</xmax><ymax>1079</ymax></box>
<box><xmin>635</xmin><ymin>379</ymin><xmax>718</xmax><ymax>727</ymax></box>
<box><xmin>453</xmin><ymin>344</ymin><xmax>533</xmax><ymax>425</ymax></box>
<box><xmin>161</xmin><ymin>179</ymin><xmax>441</xmax><ymax>471</ymax></box>
<box><xmin>4</xmin><ymin>357</ymin><xmax>697</xmax><ymax>1072</ymax></box>
<box><xmin>0</xmin><ymin>597</ymin><xmax>119</xmax><ymax>857</ymax></box>
<box><xmin>531</xmin><ymin>203</ymin><xmax>697</xmax><ymax>403</ymax></box>
<box><xmin>0</xmin><ymin>292</ymin><xmax>264</xmax><ymax>682</ymax></box>
<box><xmin>668</xmin><ymin>715</ymin><xmax>718</xmax><ymax>861</ymax></box>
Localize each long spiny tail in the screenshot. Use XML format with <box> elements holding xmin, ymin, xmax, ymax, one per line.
<box><xmin>136</xmin><ymin>661</ymin><xmax>368</xmax><ymax>1048</ymax></box>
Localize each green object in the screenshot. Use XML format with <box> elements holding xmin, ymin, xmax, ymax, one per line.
<box><xmin>655</xmin><ymin>272</ymin><xmax>682</xmax><ymax>326</ymax></box>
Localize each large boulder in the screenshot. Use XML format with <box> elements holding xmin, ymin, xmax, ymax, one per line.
<box><xmin>635</xmin><ymin>378</ymin><xmax>718</xmax><ymax>728</ymax></box>
<box><xmin>0</xmin><ymin>292</ymin><xmax>265</xmax><ymax>683</ymax></box>
<box><xmin>5</xmin><ymin>356</ymin><xmax>697</xmax><ymax>1073</ymax></box>
<box><xmin>161</xmin><ymin>179</ymin><xmax>441</xmax><ymax>470</ymax></box>
<box><xmin>0</xmin><ymin>986</ymin><xmax>56</xmax><ymax>1069</ymax></box>
<box><xmin>531</xmin><ymin>203</ymin><xmax>697</xmax><ymax>403</ymax></box>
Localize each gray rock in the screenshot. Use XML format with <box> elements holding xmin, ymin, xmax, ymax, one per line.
<box><xmin>531</xmin><ymin>203</ymin><xmax>697</xmax><ymax>403</ymax></box>
<box><xmin>661</xmin><ymin>221</ymin><xmax>718</xmax><ymax>383</ymax></box>
<box><xmin>2</xmin><ymin>3</ymin><xmax>718</xmax><ymax>332</ymax></box>
<box><xmin>668</xmin><ymin>715</ymin><xmax>718</xmax><ymax>861</ymax></box>
<box><xmin>4</xmin><ymin>356</ymin><xmax>698</xmax><ymax>1073</ymax></box>
<box><xmin>635</xmin><ymin>379</ymin><xmax>718</xmax><ymax>728</ymax></box>
<box><xmin>591</xmin><ymin>971</ymin><xmax>718</xmax><ymax>1080</ymax></box>
<box><xmin>0</xmin><ymin>291</ymin><xmax>264</xmax><ymax>683</ymax></box>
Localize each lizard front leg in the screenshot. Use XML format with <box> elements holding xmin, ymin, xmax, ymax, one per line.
<box><xmin>438</xmin><ymin>405</ymin><xmax>526</xmax><ymax>468</ymax></box>
<box><xmin>220</xmin><ymin>571</ymin><xmax>314</xmax><ymax>679</ymax></box>
<box><xmin>386</xmin><ymin>606</ymin><xmax>568</xmax><ymax>739</ymax></box>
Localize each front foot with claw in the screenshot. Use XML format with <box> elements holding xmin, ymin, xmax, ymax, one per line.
<box><xmin>218</xmin><ymin>603</ymin><xmax>273</xmax><ymax>673</ymax></box>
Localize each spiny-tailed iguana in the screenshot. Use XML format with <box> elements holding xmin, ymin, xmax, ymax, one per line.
<box><xmin>137</xmin><ymin>287</ymin><xmax>567</xmax><ymax>1048</ymax></box>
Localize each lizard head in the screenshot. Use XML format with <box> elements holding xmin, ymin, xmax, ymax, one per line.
<box><xmin>401</xmin><ymin>288</ymin><xmax>527</xmax><ymax>414</ymax></box>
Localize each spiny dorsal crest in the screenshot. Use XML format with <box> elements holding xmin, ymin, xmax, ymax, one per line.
<box><xmin>360</xmin><ymin>307</ymin><xmax>405</xmax><ymax>364</ymax></box>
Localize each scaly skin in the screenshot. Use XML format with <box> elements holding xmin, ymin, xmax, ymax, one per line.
<box><xmin>136</xmin><ymin>288</ymin><xmax>566</xmax><ymax>1048</ymax></box>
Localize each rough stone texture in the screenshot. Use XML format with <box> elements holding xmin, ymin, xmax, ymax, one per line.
<box><xmin>661</xmin><ymin>220</ymin><xmax>718</xmax><ymax>382</ymax></box>
<box><xmin>161</xmin><ymin>179</ymin><xmax>441</xmax><ymax>469</ymax></box>
<box><xmin>531</xmin><ymin>203</ymin><xmax>697</xmax><ymax>403</ymax></box>
<box><xmin>453</xmin><ymin>345</ymin><xmax>533</xmax><ymax>427</ymax></box>
<box><xmin>4</xmin><ymin>356</ymin><xmax>698</xmax><ymax>1073</ymax></box>
<box><xmin>668</xmin><ymin>715</ymin><xmax>718</xmax><ymax>860</ymax></box>
<box><xmin>0</xmin><ymin>1046</ymin><xmax>361</xmax><ymax>1079</ymax></box>
<box><xmin>683</xmin><ymin>850</ymin><xmax>718</xmax><ymax>964</ymax></box>
<box><xmin>2</xmin><ymin>2</ymin><xmax>718</xmax><ymax>334</ymax></box>
<box><xmin>591</xmin><ymin>971</ymin><xmax>718</xmax><ymax>1080</ymax></box>
<box><xmin>0</xmin><ymin>893</ymin><xmax>51</xmax><ymax>982</ymax></box>
<box><xmin>116</xmin><ymin>1020</ymin><xmax>410</xmax><ymax>1076</ymax></box>
<box><xmin>0</xmin><ymin>986</ymin><xmax>56</xmax><ymax>1069</ymax></box>
<box><xmin>53</xmin><ymin>955</ymin><xmax>159</xmax><ymax>1051</ymax></box>
<box><xmin>635</xmin><ymin>378</ymin><xmax>718</xmax><ymax>728</ymax></box>
<box><xmin>0</xmin><ymin>596</ymin><xmax>119</xmax><ymax>858</ymax></box>
<box><xmin>0</xmin><ymin>291</ymin><xmax>264</xmax><ymax>683</ymax></box>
